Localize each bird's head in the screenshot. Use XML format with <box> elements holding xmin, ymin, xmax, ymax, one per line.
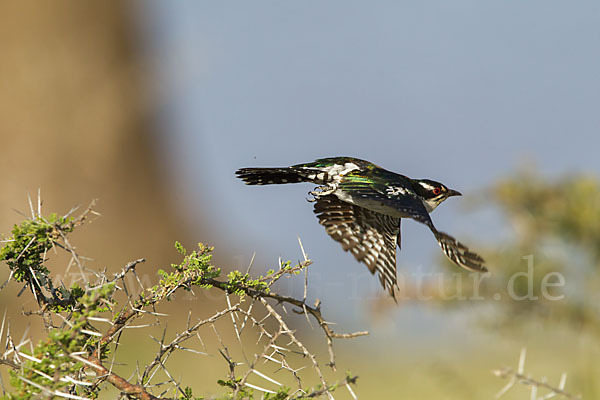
<box><xmin>412</xmin><ymin>179</ymin><xmax>462</xmax><ymax>213</ymax></box>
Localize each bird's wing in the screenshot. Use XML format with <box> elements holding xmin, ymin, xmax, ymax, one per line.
<box><xmin>313</xmin><ymin>195</ymin><xmax>400</xmax><ymax>297</ymax></box>
<box><xmin>337</xmin><ymin>176</ymin><xmax>433</xmax><ymax>225</ymax></box>
<box><xmin>433</xmin><ymin>230</ymin><xmax>487</xmax><ymax>272</ymax></box>
<box><xmin>338</xmin><ymin>178</ymin><xmax>487</xmax><ymax>273</ymax></box>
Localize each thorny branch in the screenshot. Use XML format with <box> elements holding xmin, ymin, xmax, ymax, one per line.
<box><xmin>206</xmin><ymin>267</ymin><xmax>368</xmax><ymax>371</ymax></box>
<box><xmin>0</xmin><ymin>197</ymin><xmax>364</xmax><ymax>399</ymax></box>
<box><xmin>493</xmin><ymin>348</ymin><xmax>581</xmax><ymax>400</ymax></box>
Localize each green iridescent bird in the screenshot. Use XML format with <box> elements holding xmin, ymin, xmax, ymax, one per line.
<box><xmin>236</xmin><ymin>156</ymin><xmax>487</xmax><ymax>297</ymax></box>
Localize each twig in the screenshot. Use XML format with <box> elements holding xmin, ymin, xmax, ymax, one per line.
<box><xmin>494</xmin><ymin>348</ymin><xmax>580</xmax><ymax>400</ymax></box>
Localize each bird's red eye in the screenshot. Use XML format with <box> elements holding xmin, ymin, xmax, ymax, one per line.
<box><xmin>432</xmin><ymin>187</ymin><xmax>441</xmax><ymax>196</ymax></box>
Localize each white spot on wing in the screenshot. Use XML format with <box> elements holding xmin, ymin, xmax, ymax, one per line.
<box><xmin>318</xmin><ymin>162</ymin><xmax>359</xmax><ymax>182</ymax></box>
<box><xmin>386</xmin><ymin>186</ymin><xmax>407</xmax><ymax>196</ymax></box>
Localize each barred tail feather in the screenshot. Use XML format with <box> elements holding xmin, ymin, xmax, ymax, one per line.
<box><xmin>235</xmin><ymin>167</ymin><xmax>306</xmax><ymax>185</ymax></box>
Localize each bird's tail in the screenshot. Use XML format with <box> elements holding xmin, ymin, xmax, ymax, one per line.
<box><xmin>236</xmin><ymin>167</ymin><xmax>310</xmax><ymax>185</ymax></box>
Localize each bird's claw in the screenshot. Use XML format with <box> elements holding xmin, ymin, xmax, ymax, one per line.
<box><xmin>306</xmin><ymin>185</ymin><xmax>337</xmax><ymax>202</ymax></box>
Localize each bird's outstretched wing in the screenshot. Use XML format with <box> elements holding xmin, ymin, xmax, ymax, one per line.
<box><xmin>313</xmin><ymin>195</ymin><xmax>401</xmax><ymax>297</ymax></box>
<box><xmin>433</xmin><ymin>230</ymin><xmax>487</xmax><ymax>272</ymax></box>
<box><xmin>338</xmin><ymin>178</ymin><xmax>488</xmax><ymax>273</ymax></box>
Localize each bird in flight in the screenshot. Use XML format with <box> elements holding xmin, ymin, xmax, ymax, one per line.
<box><xmin>236</xmin><ymin>156</ymin><xmax>487</xmax><ymax>297</ymax></box>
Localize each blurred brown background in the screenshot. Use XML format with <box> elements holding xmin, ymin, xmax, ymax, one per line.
<box><xmin>0</xmin><ymin>2</ymin><xmax>184</xmax><ymax>271</ymax></box>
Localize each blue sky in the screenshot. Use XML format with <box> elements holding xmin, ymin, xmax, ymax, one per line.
<box><xmin>133</xmin><ymin>1</ymin><xmax>600</xmax><ymax>332</ymax></box>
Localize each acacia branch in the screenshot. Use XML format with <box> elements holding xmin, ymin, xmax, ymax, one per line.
<box><xmin>207</xmin><ymin>276</ymin><xmax>369</xmax><ymax>370</ymax></box>
<box><xmin>493</xmin><ymin>367</ymin><xmax>581</xmax><ymax>400</ymax></box>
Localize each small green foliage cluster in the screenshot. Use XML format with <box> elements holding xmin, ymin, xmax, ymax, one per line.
<box><xmin>144</xmin><ymin>242</ymin><xmax>221</xmax><ymax>304</ymax></box>
<box><xmin>215</xmin><ymin>379</ymin><xmax>290</xmax><ymax>400</ymax></box>
<box><xmin>178</xmin><ymin>386</ymin><xmax>204</xmax><ymax>400</ymax></box>
<box><xmin>225</xmin><ymin>270</ymin><xmax>269</xmax><ymax>297</ymax></box>
<box><xmin>0</xmin><ymin>213</ymin><xmax>82</xmax><ymax>311</ymax></box>
<box><xmin>262</xmin><ymin>389</ymin><xmax>291</xmax><ymax>400</ymax></box>
<box><xmin>0</xmin><ymin>214</ymin><xmax>72</xmax><ymax>281</ymax></box>
<box><xmin>145</xmin><ymin>242</ymin><xmax>281</xmax><ymax>304</ymax></box>
<box><xmin>2</xmin><ymin>284</ymin><xmax>114</xmax><ymax>400</ymax></box>
<box><xmin>270</xmin><ymin>260</ymin><xmax>303</xmax><ymax>276</ymax></box>
<box><xmin>217</xmin><ymin>378</ymin><xmax>252</xmax><ymax>399</ymax></box>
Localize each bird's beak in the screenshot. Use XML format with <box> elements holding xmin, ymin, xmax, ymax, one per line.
<box><xmin>447</xmin><ymin>189</ymin><xmax>462</xmax><ymax>197</ymax></box>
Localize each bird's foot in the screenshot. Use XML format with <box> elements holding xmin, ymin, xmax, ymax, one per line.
<box><xmin>307</xmin><ymin>184</ymin><xmax>337</xmax><ymax>202</ymax></box>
